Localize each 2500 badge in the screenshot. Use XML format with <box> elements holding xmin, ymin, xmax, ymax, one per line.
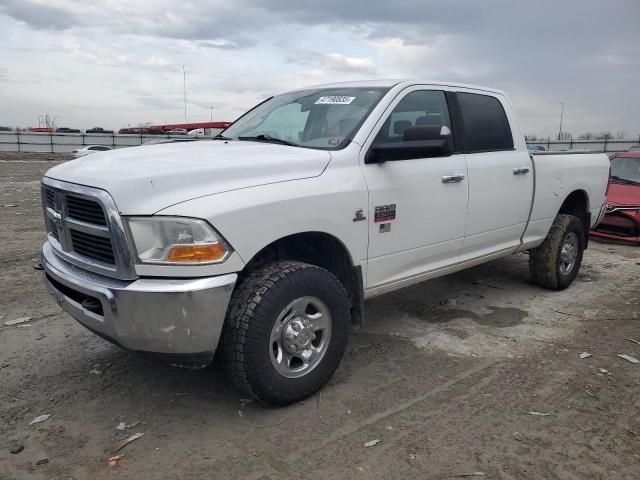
<box><xmin>374</xmin><ymin>204</ymin><xmax>396</xmax><ymax>222</ymax></box>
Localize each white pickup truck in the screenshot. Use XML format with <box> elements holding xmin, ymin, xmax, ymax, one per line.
<box><xmin>41</xmin><ymin>80</ymin><xmax>610</xmax><ymax>405</ymax></box>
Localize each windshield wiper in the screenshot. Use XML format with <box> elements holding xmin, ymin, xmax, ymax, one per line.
<box><xmin>610</xmin><ymin>175</ymin><xmax>640</xmax><ymax>186</ymax></box>
<box><xmin>238</xmin><ymin>134</ymin><xmax>297</xmax><ymax>147</ymax></box>
<box><xmin>213</xmin><ymin>134</ymin><xmax>233</xmax><ymax>140</ymax></box>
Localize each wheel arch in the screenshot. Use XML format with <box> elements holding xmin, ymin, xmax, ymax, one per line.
<box><xmin>558</xmin><ymin>189</ymin><xmax>591</xmax><ymax>246</ymax></box>
<box><xmin>239</xmin><ymin>231</ymin><xmax>364</xmax><ymax>328</ymax></box>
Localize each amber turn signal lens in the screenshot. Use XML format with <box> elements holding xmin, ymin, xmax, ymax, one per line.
<box><xmin>166</xmin><ymin>243</ymin><xmax>227</xmax><ymax>263</ymax></box>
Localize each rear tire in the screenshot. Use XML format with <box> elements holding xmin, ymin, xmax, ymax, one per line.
<box><xmin>529</xmin><ymin>213</ymin><xmax>585</xmax><ymax>290</ymax></box>
<box><xmin>220</xmin><ymin>261</ymin><xmax>350</xmax><ymax>406</ymax></box>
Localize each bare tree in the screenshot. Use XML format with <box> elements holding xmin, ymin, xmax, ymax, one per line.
<box><xmin>559</xmin><ymin>132</ymin><xmax>573</xmax><ymax>141</ymax></box>
<box><xmin>615</xmin><ymin>130</ymin><xmax>626</xmax><ymax>139</ymax></box>
<box><xmin>524</xmin><ymin>134</ymin><xmax>538</xmax><ymax>141</ymax></box>
<box><xmin>578</xmin><ymin>132</ymin><xmax>594</xmax><ymax>140</ymax></box>
<box><xmin>596</xmin><ymin>131</ymin><xmax>613</xmax><ymax>140</ymax></box>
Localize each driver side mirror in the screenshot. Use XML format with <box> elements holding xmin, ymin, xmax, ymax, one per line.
<box><xmin>365</xmin><ymin>125</ymin><xmax>453</xmax><ymax>164</ymax></box>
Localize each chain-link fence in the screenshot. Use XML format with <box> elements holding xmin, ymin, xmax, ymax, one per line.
<box><xmin>526</xmin><ymin>138</ymin><xmax>639</xmax><ymax>153</ymax></box>
<box><xmin>1</xmin><ymin>131</ymin><xmax>637</xmax><ymax>154</ymax></box>
<box><xmin>0</xmin><ymin>130</ymin><xmax>223</xmax><ymax>153</ymax></box>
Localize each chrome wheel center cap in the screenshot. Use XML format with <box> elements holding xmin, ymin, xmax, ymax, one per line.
<box><xmin>283</xmin><ymin>318</ymin><xmax>314</xmax><ymax>353</ymax></box>
<box><xmin>269</xmin><ymin>296</ymin><xmax>332</xmax><ymax>379</ymax></box>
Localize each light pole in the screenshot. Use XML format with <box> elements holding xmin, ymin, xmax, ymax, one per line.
<box><xmin>210</xmin><ymin>106</ymin><xmax>213</xmax><ymax>122</ymax></box>
<box><xmin>182</xmin><ymin>65</ymin><xmax>188</xmax><ymax>124</ymax></box>
<box><xmin>558</xmin><ymin>102</ymin><xmax>564</xmax><ymax>141</ymax></box>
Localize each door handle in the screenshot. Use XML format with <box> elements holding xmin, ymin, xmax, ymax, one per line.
<box><xmin>513</xmin><ymin>167</ymin><xmax>530</xmax><ymax>175</ymax></box>
<box><xmin>441</xmin><ymin>174</ymin><xmax>465</xmax><ymax>184</ymax></box>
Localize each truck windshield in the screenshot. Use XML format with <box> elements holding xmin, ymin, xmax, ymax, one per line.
<box><xmin>610</xmin><ymin>157</ymin><xmax>640</xmax><ymax>185</ymax></box>
<box><xmin>221</xmin><ymin>87</ymin><xmax>389</xmax><ymax>150</ymax></box>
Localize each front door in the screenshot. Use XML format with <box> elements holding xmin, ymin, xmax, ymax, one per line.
<box><xmin>360</xmin><ymin>88</ymin><xmax>469</xmax><ymax>290</ymax></box>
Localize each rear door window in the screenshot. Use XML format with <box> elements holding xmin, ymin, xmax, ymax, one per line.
<box><xmin>457</xmin><ymin>93</ymin><xmax>514</xmax><ymax>152</ymax></box>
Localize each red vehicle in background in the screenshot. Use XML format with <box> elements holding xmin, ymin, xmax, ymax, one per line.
<box><xmin>591</xmin><ymin>151</ymin><xmax>640</xmax><ymax>245</ymax></box>
<box><xmin>119</xmin><ymin>121</ymin><xmax>231</xmax><ymax>135</ymax></box>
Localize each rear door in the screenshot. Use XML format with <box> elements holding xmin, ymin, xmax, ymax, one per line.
<box><xmin>360</xmin><ymin>87</ymin><xmax>469</xmax><ymax>290</ymax></box>
<box><xmin>454</xmin><ymin>91</ymin><xmax>533</xmax><ymax>260</ymax></box>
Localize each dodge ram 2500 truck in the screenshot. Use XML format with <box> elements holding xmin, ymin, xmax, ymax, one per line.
<box><xmin>41</xmin><ymin>80</ymin><xmax>610</xmax><ymax>405</ymax></box>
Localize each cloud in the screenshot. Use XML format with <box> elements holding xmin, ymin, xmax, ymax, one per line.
<box><xmin>319</xmin><ymin>53</ymin><xmax>376</xmax><ymax>74</ymax></box>
<box><xmin>143</xmin><ymin>56</ymin><xmax>173</xmax><ymax>69</ymax></box>
<box><xmin>257</xmin><ymin>0</ymin><xmax>482</xmax><ymax>30</ymax></box>
<box><xmin>0</xmin><ymin>0</ymin><xmax>261</xmax><ymax>46</ymax></box>
<box><xmin>0</xmin><ymin>0</ymin><xmax>77</xmax><ymax>30</ymax></box>
<box><xmin>196</xmin><ymin>39</ymin><xmax>245</xmax><ymax>50</ymax></box>
<box><xmin>0</xmin><ymin>0</ymin><xmax>638</xmax><ymax>137</ymax></box>
<box><xmin>287</xmin><ymin>51</ymin><xmax>377</xmax><ymax>75</ymax></box>
<box><xmin>131</xmin><ymin>93</ymin><xmax>184</xmax><ymax>110</ymax></box>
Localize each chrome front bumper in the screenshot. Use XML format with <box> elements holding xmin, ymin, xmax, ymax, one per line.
<box><xmin>42</xmin><ymin>242</ymin><xmax>237</xmax><ymax>360</ymax></box>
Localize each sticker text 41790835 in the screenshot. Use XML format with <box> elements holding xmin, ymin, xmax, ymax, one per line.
<box><xmin>315</xmin><ymin>96</ymin><xmax>356</xmax><ymax>105</ymax></box>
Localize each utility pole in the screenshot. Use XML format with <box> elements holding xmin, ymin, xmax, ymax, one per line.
<box><xmin>182</xmin><ymin>65</ymin><xmax>188</xmax><ymax>124</ymax></box>
<box><xmin>558</xmin><ymin>102</ymin><xmax>564</xmax><ymax>141</ymax></box>
<box><xmin>210</xmin><ymin>106</ymin><xmax>213</xmax><ymax>122</ymax></box>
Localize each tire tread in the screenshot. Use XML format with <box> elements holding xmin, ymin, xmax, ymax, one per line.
<box><xmin>529</xmin><ymin>213</ymin><xmax>584</xmax><ymax>290</ymax></box>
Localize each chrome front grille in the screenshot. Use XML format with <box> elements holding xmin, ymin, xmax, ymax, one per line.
<box><xmin>45</xmin><ymin>187</ymin><xmax>55</xmax><ymax>209</ymax></box>
<box><xmin>47</xmin><ymin>216</ymin><xmax>60</xmax><ymax>242</ymax></box>
<box><xmin>41</xmin><ymin>178</ymin><xmax>136</xmax><ymax>280</ymax></box>
<box><xmin>66</xmin><ymin>195</ymin><xmax>108</xmax><ymax>226</ymax></box>
<box><xmin>69</xmin><ymin>229</ymin><xmax>116</xmax><ymax>264</ymax></box>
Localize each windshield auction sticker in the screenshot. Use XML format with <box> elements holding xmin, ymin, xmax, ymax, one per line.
<box><xmin>315</xmin><ymin>96</ymin><xmax>356</xmax><ymax>105</ymax></box>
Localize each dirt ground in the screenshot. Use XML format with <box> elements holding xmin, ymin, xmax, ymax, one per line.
<box><xmin>1</xmin><ymin>156</ymin><xmax>639</xmax><ymax>480</ymax></box>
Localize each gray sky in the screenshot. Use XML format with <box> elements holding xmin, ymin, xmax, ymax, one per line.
<box><xmin>1</xmin><ymin>0</ymin><xmax>638</xmax><ymax>138</ymax></box>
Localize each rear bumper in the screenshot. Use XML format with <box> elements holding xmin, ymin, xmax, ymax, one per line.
<box><xmin>42</xmin><ymin>242</ymin><xmax>237</xmax><ymax>360</ymax></box>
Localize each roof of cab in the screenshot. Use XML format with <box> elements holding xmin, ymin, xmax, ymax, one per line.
<box><xmin>288</xmin><ymin>79</ymin><xmax>507</xmax><ymax>96</ymax></box>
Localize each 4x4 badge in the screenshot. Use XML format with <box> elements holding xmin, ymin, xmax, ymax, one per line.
<box><xmin>353</xmin><ymin>209</ymin><xmax>366</xmax><ymax>222</ymax></box>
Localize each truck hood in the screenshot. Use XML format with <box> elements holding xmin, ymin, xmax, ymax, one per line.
<box><xmin>606</xmin><ymin>182</ymin><xmax>640</xmax><ymax>207</ymax></box>
<box><xmin>45</xmin><ymin>141</ymin><xmax>332</xmax><ymax>214</ymax></box>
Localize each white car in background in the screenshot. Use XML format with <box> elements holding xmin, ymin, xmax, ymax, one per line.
<box><xmin>188</xmin><ymin>128</ymin><xmax>224</xmax><ymax>137</ymax></box>
<box><xmin>71</xmin><ymin>145</ymin><xmax>112</xmax><ymax>158</ymax></box>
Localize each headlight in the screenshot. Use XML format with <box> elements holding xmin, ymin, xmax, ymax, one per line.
<box><xmin>126</xmin><ymin>217</ymin><xmax>231</xmax><ymax>265</ymax></box>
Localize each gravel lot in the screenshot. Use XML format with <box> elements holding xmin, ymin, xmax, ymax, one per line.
<box><xmin>1</xmin><ymin>155</ymin><xmax>639</xmax><ymax>479</ymax></box>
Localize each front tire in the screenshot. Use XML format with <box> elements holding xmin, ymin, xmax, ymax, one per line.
<box><xmin>220</xmin><ymin>261</ymin><xmax>350</xmax><ymax>406</ymax></box>
<box><xmin>529</xmin><ymin>213</ymin><xmax>585</xmax><ymax>290</ymax></box>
